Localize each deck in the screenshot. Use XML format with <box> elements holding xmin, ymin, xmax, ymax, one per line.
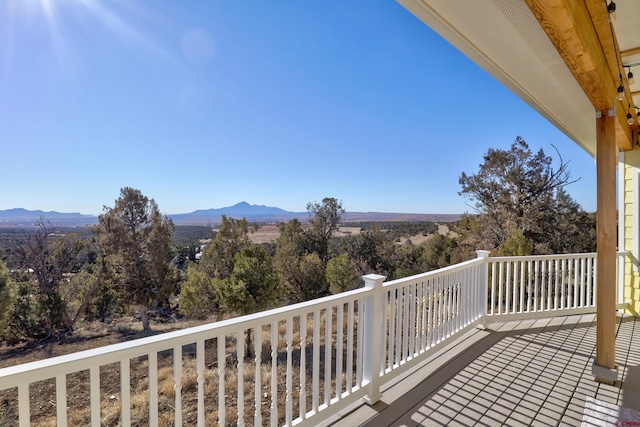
<box><xmin>0</xmin><ymin>252</ymin><xmax>631</xmax><ymax>426</ymax></box>
<box><xmin>335</xmin><ymin>313</ymin><xmax>639</xmax><ymax>426</ymax></box>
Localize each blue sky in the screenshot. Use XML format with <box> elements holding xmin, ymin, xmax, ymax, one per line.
<box><xmin>0</xmin><ymin>0</ymin><xmax>596</xmax><ymax>215</ymax></box>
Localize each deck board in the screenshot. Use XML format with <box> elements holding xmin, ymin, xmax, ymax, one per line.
<box><xmin>333</xmin><ymin>313</ymin><xmax>639</xmax><ymax>426</ymax></box>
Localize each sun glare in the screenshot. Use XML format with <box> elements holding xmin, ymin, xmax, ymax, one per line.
<box><xmin>6</xmin><ymin>0</ymin><xmax>177</xmax><ymax>70</ymax></box>
<box><xmin>39</xmin><ymin>0</ymin><xmax>76</xmax><ymax>77</ymax></box>
<box><xmin>77</xmin><ymin>0</ymin><xmax>175</xmax><ymax>61</ymax></box>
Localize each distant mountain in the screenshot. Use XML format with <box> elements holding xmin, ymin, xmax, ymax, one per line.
<box><xmin>0</xmin><ymin>204</ymin><xmax>462</xmax><ymax>228</ymax></box>
<box><xmin>0</xmin><ymin>208</ymin><xmax>93</xmax><ymax>219</ymax></box>
<box><xmin>0</xmin><ymin>208</ymin><xmax>97</xmax><ymax>227</ymax></box>
<box><xmin>169</xmin><ymin>202</ymin><xmax>306</xmax><ymax>225</ymax></box>
<box><xmin>190</xmin><ymin>201</ymin><xmax>293</xmax><ymax>217</ymax></box>
<box><xmin>169</xmin><ymin>202</ymin><xmax>461</xmax><ymax>225</ymax></box>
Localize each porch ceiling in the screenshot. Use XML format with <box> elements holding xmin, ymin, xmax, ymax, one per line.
<box><xmin>398</xmin><ymin>0</ymin><xmax>640</xmax><ymax>155</ymax></box>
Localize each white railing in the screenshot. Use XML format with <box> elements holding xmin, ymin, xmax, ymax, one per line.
<box><xmin>372</xmin><ymin>254</ymin><xmax>487</xmax><ymax>392</ymax></box>
<box><xmin>486</xmin><ymin>253</ymin><xmax>597</xmax><ymax>321</ymax></box>
<box><xmin>0</xmin><ymin>251</ymin><xmax>614</xmax><ymax>426</ymax></box>
<box><xmin>486</xmin><ymin>251</ymin><xmax>628</xmax><ymax>321</ymax></box>
<box><xmin>0</xmin><ymin>288</ymin><xmax>373</xmax><ymax>427</ymax></box>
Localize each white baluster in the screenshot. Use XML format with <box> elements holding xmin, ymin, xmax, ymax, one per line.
<box><xmin>549</xmin><ymin>259</ymin><xmax>564</xmax><ymax>310</ymax></box>
<box><xmin>299</xmin><ymin>315</ymin><xmax>307</xmax><ymax>421</ymax></box>
<box><xmin>426</xmin><ymin>279</ymin><xmax>433</xmax><ymax>348</ymax></box>
<box><xmin>254</xmin><ymin>326</ymin><xmax>262</xmax><ymax>426</ymax></box>
<box><xmin>396</xmin><ymin>288</ymin><xmax>402</xmax><ymax>365</ymax></box>
<box><xmin>579</xmin><ymin>257</ymin><xmax>586</xmax><ymax>307</ymax></box>
<box><xmin>324</xmin><ymin>308</ymin><xmax>331</xmax><ymax>406</ymax></box>
<box><xmin>527</xmin><ymin>260</ymin><xmax>533</xmax><ymax>312</ymax></box>
<box><xmin>346</xmin><ymin>301</ymin><xmax>354</xmax><ymax>394</ymax></box>
<box><xmin>286</xmin><ymin>318</ymin><xmax>293</xmax><ymax>425</ymax></box>
<box><xmin>402</xmin><ymin>285</ymin><xmax>409</xmax><ymax>361</ymax></box>
<box><xmin>270</xmin><ymin>323</ymin><xmax>278</xmax><ymax>425</ymax></box>
<box><xmin>355</xmin><ymin>299</ymin><xmax>364</xmax><ymax>387</ymax></box>
<box><xmin>312</xmin><ymin>310</ymin><xmax>320</xmax><ymax>414</ymax></box>
<box><xmin>534</xmin><ymin>260</ymin><xmax>540</xmax><ymax>311</ymax></box>
<box><xmin>197</xmin><ymin>340</ymin><xmax>205</xmax><ymax>427</ymax></box>
<box><xmin>238</xmin><ymin>330</ymin><xmax>245</xmax><ymax>427</ymax></box>
<box><xmin>90</xmin><ymin>366</ymin><xmax>100</xmax><ymax>427</ymax></box>
<box><xmin>388</xmin><ymin>289</ymin><xmax>395</xmax><ymax>369</ymax></box>
<box><xmin>56</xmin><ymin>374</ymin><xmax>67</xmax><ymax>427</ymax></box>
<box><xmin>148</xmin><ymin>352</ymin><xmax>158</xmax><ymax>426</ymax></box>
<box><xmin>543</xmin><ymin>259</ymin><xmax>548</xmax><ymax>309</ymax></box>
<box><xmin>173</xmin><ymin>346</ymin><xmax>182</xmax><ymax>427</ymax></box>
<box><xmin>18</xmin><ymin>383</ymin><xmax>29</xmax><ymax>427</ymax></box>
<box><xmin>498</xmin><ymin>262</ymin><xmax>504</xmax><ymax>315</ymax></box>
<box><xmin>336</xmin><ymin>304</ymin><xmax>343</xmax><ymax>399</ymax></box>
<box><xmin>506</xmin><ymin>261</ymin><xmax>512</xmax><ymax>314</ymax></box>
<box><xmin>120</xmin><ymin>359</ymin><xmax>130</xmax><ymax>427</ymax></box>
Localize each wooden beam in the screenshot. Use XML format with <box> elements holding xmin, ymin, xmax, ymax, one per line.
<box><xmin>525</xmin><ymin>0</ymin><xmax>633</xmax><ymax>150</ymax></box>
<box><xmin>621</xmin><ymin>47</ymin><xmax>640</xmax><ymax>58</ymax></box>
<box><xmin>594</xmin><ymin>109</ymin><xmax>617</xmax><ymax>384</ymax></box>
<box><xmin>525</xmin><ymin>0</ymin><xmax>615</xmax><ymax>108</ymax></box>
<box><xmin>585</xmin><ymin>0</ymin><xmax>635</xmax><ymax>151</ymax></box>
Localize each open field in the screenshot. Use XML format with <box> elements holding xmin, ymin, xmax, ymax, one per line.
<box><xmin>247</xmin><ymin>226</ymin><xmax>366</xmax><ymax>244</ymax></box>
<box><xmin>247</xmin><ymin>225</ymin><xmax>280</xmax><ymax>244</ymax></box>
<box><xmin>247</xmin><ymin>225</ymin><xmax>455</xmax><ymax>245</ymax></box>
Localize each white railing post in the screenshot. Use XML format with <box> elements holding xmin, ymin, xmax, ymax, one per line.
<box><xmin>362</xmin><ymin>273</ymin><xmax>386</xmax><ymax>405</ymax></box>
<box><xmin>476</xmin><ymin>251</ymin><xmax>491</xmax><ymax>327</ymax></box>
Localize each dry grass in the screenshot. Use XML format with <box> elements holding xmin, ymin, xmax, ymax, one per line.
<box><xmin>0</xmin><ymin>402</ymin><xmax>17</xmax><ymax>427</ymax></box>
<box><xmin>249</xmin><ymin>225</ymin><xmax>363</xmax><ymax>244</ymax></box>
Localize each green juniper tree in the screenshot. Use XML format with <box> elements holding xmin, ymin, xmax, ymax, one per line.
<box><xmin>274</xmin><ymin>198</ymin><xmax>345</xmax><ymax>303</ymax></box>
<box><xmin>181</xmin><ymin>215</ymin><xmax>261</xmax><ymax>320</ymax></box>
<box><xmin>98</xmin><ymin>187</ymin><xmax>179</xmax><ymax>332</ymax></box>
<box><xmin>458</xmin><ymin>137</ymin><xmax>590</xmax><ymax>254</ymax></box>
<box><xmin>326</xmin><ymin>253</ymin><xmax>359</xmax><ymax>293</ymax></box>
<box><xmin>216</xmin><ymin>244</ymin><xmax>280</xmax><ymax>314</ymax></box>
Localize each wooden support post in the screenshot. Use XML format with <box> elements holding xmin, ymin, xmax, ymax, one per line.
<box><xmin>593</xmin><ymin>109</ymin><xmax>618</xmax><ymax>385</ymax></box>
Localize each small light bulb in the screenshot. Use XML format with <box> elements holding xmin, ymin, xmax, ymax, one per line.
<box><xmin>608</xmin><ymin>2</ymin><xmax>617</xmax><ymax>21</ymax></box>
<box><xmin>628</xmin><ymin>71</ymin><xmax>635</xmax><ymax>85</ymax></box>
<box><xmin>627</xmin><ymin>113</ymin><xmax>634</xmax><ymax>126</ymax></box>
<box><xmin>617</xmin><ymin>85</ymin><xmax>625</xmax><ymax>101</ymax></box>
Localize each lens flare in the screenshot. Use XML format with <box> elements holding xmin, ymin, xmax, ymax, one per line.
<box><xmin>3</xmin><ymin>0</ymin><xmax>178</xmax><ymax>74</ymax></box>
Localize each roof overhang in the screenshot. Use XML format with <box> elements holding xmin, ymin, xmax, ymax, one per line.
<box><xmin>399</xmin><ymin>0</ymin><xmax>640</xmax><ymax>155</ymax></box>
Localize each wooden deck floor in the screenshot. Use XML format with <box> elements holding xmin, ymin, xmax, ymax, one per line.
<box><xmin>333</xmin><ymin>313</ymin><xmax>639</xmax><ymax>426</ymax></box>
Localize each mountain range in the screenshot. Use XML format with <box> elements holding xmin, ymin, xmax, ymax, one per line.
<box><xmin>169</xmin><ymin>202</ymin><xmax>303</xmax><ymax>225</ymax></box>
<box><xmin>0</xmin><ymin>202</ymin><xmax>461</xmax><ymax>227</ymax></box>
